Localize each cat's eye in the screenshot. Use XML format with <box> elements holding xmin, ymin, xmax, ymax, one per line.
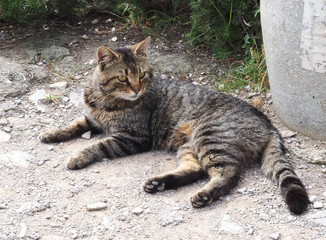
<box><xmin>118</xmin><ymin>75</ymin><xmax>127</xmax><ymax>82</ymax></box>
<box><xmin>139</xmin><ymin>72</ymin><xmax>145</xmax><ymax>79</ymax></box>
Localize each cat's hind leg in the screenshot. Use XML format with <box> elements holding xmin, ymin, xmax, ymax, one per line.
<box><xmin>39</xmin><ymin>116</ymin><xmax>99</xmax><ymax>143</ymax></box>
<box><xmin>190</xmin><ymin>150</ymin><xmax>242</xmax><ymax>208</ymax></box>
<box><xmin>143</xmin><ymin>143</ymin><xmax>205</xmax><ymax>193</ymax></box>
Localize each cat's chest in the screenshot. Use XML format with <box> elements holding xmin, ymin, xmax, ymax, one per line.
<box><xmin>87</xmin><ymin>105</ymin><xmax>146</xmax><ymax>134</ymax></box>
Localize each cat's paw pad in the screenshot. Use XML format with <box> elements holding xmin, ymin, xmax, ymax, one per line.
<box><xmin>67</xmin><ymin>154</ymin><xmax>88</xmax><ymax>170</ymax></box>
<box><xmin>190</xmin><ymin>191</ymin><xmax>213</xmax><ymax>208</ymax></box>
<box><xmin>143</xmin><ymin>178</ymin><xmax>166</xmax><ymax>193</ymax></box>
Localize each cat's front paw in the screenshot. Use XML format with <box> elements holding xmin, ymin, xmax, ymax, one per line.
<box><xmin>67</xmin><ymin>153</ymin><xmax>89</xmax><ymax>170</ymax></box>
<box><xmin>39</xmin><ymin>128</ymin><xmax>64</xmax><ymax>143</ymax></box>
<box><xmin>190</xmin><ymin>190</ymin><xmax>213</xmax><ymax>208</ymax></box>
<box><xmin>143</xmin><ymin>177</ymin><xmax>166</xmax><ymax>193</ymax></box>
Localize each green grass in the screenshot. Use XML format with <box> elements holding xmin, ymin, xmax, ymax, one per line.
<box><xmin>216</xmin><ymin>45</ymin><xmax>268</xmax><ymax>93</ymax></box>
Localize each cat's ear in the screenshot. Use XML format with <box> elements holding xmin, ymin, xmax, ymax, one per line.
<box><xmin>97</xmin><ymin>46</ymin><xmax>120</xmax><ymax>70</ymax></box>
<box><xmin>131</xmin><ymin>36</ymin><xmax>151</xmax><ymax>58</ymax></box>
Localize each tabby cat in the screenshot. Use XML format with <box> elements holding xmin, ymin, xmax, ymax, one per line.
<box><xmin>40</xmin><ymin>37</ymin><xmax>310</xmax><ymax>214</ymax></box>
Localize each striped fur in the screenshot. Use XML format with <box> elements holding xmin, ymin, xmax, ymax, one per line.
<box><xmin>40</xmin><ymin>37</ymin><xmax>309</xmax><ymax>214</ymax></box>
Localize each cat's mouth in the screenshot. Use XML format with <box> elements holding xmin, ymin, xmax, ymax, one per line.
<box><xmin>117</xmin><ymin>91</ymin><xmax>142</xmax><ymax>101</ymax></box>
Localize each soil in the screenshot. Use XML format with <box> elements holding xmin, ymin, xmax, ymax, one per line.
<box><xmin>0</xmin><ymin>17</ymin><xmax>326</xmax><ymax>240</ymax></box>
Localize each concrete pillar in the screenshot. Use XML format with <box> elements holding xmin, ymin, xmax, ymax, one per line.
<box><xmin>261</xmin><ymin>0</ymin><xmax>326</xmax><ymax>140</ymax></box>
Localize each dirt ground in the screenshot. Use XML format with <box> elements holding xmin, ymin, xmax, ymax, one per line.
<box><xmin>0</xmin><ymin>18</ymin><xmax>326</xmax><ymax>240</ymax></box>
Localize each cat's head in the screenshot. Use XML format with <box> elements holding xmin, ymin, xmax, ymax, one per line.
<box><xmin>93</xmin><ymin>37</ymin><xmax>153</xmax><ymax>101</ymax></box>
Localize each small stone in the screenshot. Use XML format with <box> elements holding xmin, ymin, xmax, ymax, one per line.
<box><xmin>92</xmin><ymin>19</ymin><xmax>99</xmax><ymax>24</ymax></box>
<box><xmin>281</xmin><ymin>130</ymin><xmax>297</xmax><ymax>138</ymax></box>
<box><xmin>313</xmin><ymin>201</ymin><xmax>323</xmax><ymax>209</ymax></box>
<box><xmin>161</xmin><ymin>210</ymin><xmax>183</xmax><ymax>226</ymax></box>
<box><xmin>49</xmin><ymin>81</ymin><xmax>68</xmax><ymax>89</ymax></box>
<box><xmin>248</xmin><ymin>228</ymin><xmax>254</xmax><ymax>235</ymax></box>
<box><xmin>3</xmin><ymin>126</ymin><xmax>11</xmax><ymax>133</ymax></box>
<box><xmin>0</xmin><ymin>130</ymin><xmax>10</xmax><ymax>142</ymax></box>
<box><xmin>37</xmin><ymin>160</ymin><xmax>44</xmax><ymax>166</ymax></box>
<box><xmin>259</xmin><ymin>212</ymin><xmax>270</xmax><ymax>221</ymax></box>
<box><xmin>103</xmin><ymin>216</ymin><xmax>115</xmax><ymax>230</ymax></box>
<box><xmin>219</xmin><ymin>218</ymin><xmax>243</xmax><ymax>235</ymax></box>
<box><xmin>88</xmin><ymin>59</ymin><xmax>97</xmax><ymax>66</ymax></box>
<box><xmin>82</xmin><ymin>35</ymin><xmax>89</xmax><ymax>39</ymax></box>
<box><xmin>0</xmin><ymin>118</ymin><xmax>8</xmax><ymax>126</ymax></box>
<box><xmin>270</xmin><ymin>232</ymin><xmax>281</xmax><ymax>240</ymax></box>
<box><xmin>310</xmin><ymin>195</ymin><xmax>319</xmax><ymax>203</ymax></box>
<box><xmin>0</xmin><ymin>203</ymin><xmax>6</xmax><ymax>209</ymax></box>
<box><xmin>18</xmin><ymin>223</ymin><xmax>27</xmax><ymax>238</ymax></box>
<box><xmin>132</xmin><ymin>207</ymin><xmax>143</xmax><ymax>215</ymax></box>
<box><xmin>111</xmin><ymin>37</ymin><xmax>118</xmax><ymax>42</ymax></box>
<box><xmin>81</xmin><ymin>131</ymin><xmax>91</xmax><ymax>140</ymax></box>
<box><xmin>237</xmin><ymin>187</ymin><xmax>247</xmax><ymax>194</ymax></box>
<box><xmin>86</xmin><ymin>202</ymin><xmax>107</xmax><ymax>211</ymax></box>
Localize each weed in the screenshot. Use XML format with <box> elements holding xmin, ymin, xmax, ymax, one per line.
<box><xmin>46</xmin><ymin>94</ymin><xmax>61</xmax><ymax>102</ymax></box>
<box><xmin>216</xmin><ymin>42</ymin><xmax>268</xmax><ymax>93</ymax></box>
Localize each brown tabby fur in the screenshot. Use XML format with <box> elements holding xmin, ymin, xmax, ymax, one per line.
<box><xmin>40</xmin><ymin>37</ymin><xmax>310</xmax><ymax>214</ymax></box>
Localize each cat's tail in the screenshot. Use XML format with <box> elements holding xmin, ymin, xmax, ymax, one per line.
<box><xmin>261</xmin><ymin>131</ymin><xmax>310</xmax><ymax>215</ymax></box>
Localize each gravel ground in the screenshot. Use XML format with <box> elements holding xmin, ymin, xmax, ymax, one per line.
<box><xmin>0</xmin><ymin>20</ymin><xmax>326</xmax><ymax>240</ymax></box>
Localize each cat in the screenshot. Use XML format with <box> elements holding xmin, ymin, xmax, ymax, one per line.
<box><xmin>39</xmin><ymin>37</ymin><xmax>310</xmax><ymax>215</ymax></box>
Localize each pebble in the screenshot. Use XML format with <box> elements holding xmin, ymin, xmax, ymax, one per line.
<box><xmin>0</xmin><ymin>118</ymin><xmax>8</xmax><ymax>126</ymax></box>
<box><xmin>92</xmin><ymin>19</ymin><xmax>99</xmax><ymax>24</ymax></box>
<box><xmin>86</xmin><ymin>202</ymin><xmax>107</xmax><ymax>211</ymax></box>
<box><xmin>111</xmin><ymin>37</ymin><xmax>118</xmax><ymax>42</ymax></box>
<box><xmin>0</xmin><ymin>203</ymin><xmax>6</xmax><ymax>209</ymax></box>
<box><xmin>237</xmin><ymin>187</ymin><xmax>247</xmax><ymax>194</ymax></box>
<box><xmin>88</xmin><ymin>59</ymin><xmax>97</xmax><ymax>66</ymax></box>
<box><xmin>281</xmin><ymin>130</ymin><xmax>297</xmax><ymax>138</ymax></box>
<box><xmin>270</xmin><ymin>232</ymin><xmax>281</xmax><ymax>240</ymax></box>
<box><xmin>81</xmin><ymin>131</ymin><xmax>91</xmax><ymax>140</ymax></box>
<box><xmin>218</xmin><ymin>215</ymin><xmax>243</xmax><ymax>234</ymax></box>
<box><xmin>161</xmin><ymin>210</ymin><xmax>183</xmax><ymax>226</ymax></box>
<box><xmin>132</xmin><ymin>207</ymin><xmax>143</xmax><ymax>215</ymax></box>
<box><xmin>313</xmin><ymin>201</ymin><xmax>323</xmax><ymax>209</ymax></box>
<box><xmin>310</xmin><ymin>195</ymin><xmax>318</xmax><ymax>203</ymax></box>
<box><xmin>259</xmin><ymin>212</ymin><xmax>270</xmax><ymax>221</ymax></box>
<box><xmin>18</xmin><ymin>222</ymin><xmax>27</xmax><ymax>238</ymax></box>
<box><xmin>103</xmin><ymin>216</ymin><xmax>115</xmax><ymax>230</ymax></box>
<box><xmin>49</xmin><ymin>81</ymin><xmax>68</xmax><ymax>89</ymax></box>
<box><xmin>0</xmin><ymin>130</ymin><xmax>10</xmax><ymax>142</ymax></box>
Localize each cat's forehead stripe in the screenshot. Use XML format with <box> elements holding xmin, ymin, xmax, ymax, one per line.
<box><xmin>115</xmin><ymin>47</ymin><xmax>137</xmax><ymax>74</ymax></box>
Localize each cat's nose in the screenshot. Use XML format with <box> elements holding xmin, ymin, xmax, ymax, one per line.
<box><xmin>131</xmin><ymin>85</ymin><xmax>140</xmax><ymax>94</ymax></box>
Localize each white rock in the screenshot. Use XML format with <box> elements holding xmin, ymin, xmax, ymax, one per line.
<box><xmin>49</xmin><ymin>81</ymin><xmax>68</xmax><ymax>89</ymax></box>
<box><xmin>161</xmin><ymin>210</ymin><xmax>183</xmax><ymax>226</ymax></box>
<box><xmin>0</xmin><ymin>151</ymin><xmax>33</xmax><ymax>167</ymax></box>
<box><xmin>313</xmin><ymin>201</ymin><xmax>323</xmax><ymax>209</ymax></box>
<box><xmin>86</xmin><ymin>202</ymin><xmax>107</xmax><ymax>211</ymax></box>
<box><xmin>18</xmin><ymin>223</ymin><xmax>27</xmax><ymax>238</ymax></box>
<box><xmin>0</xmin><ymin>203</ymin><xmax>6</xmax><ymax>209</ymax></box>
<box><xmin>132</xmin><ymin>207</ymin><xmax>143</xmax><ymax>215</ymax></box>
<box><xmin>281</xmin><ymin>130</ymin><xmax>297</xmax><ymax>138</ymax></box>
<box><xmin>103</xmin><ymin>216</ymin><xmax>115</xmax><ymax>230</ymax></box>
<box><xmin>69</xmin><ymin>91</ymin><xmax>83</xmax><ymax>108</ymax></box>
<box><xmin>92</xmin><ymin>19</ymin><xmax>99</xmax><ymax>24</ymax></box>
<box><xmin>219</xmin><ymin>216</ymin><xmax>243</xmax><ymax>235</ymax></box>
<box><xmin>310</xmin><ymin>195</ymin><xmax>319</xmax><ymax>203</ymax></box>
<box><xmin>306</xmin><ymin>210</ymin><xmax>326</xmax><ymax>227</ymax></box>
<box><xmin>0</xmin><ymin>118</ymin><xmax>8</xmax><ymax>126</ymax></box>
<box><xmin>259</xmin><ymin>212</ymin><xmax>270</xmax><ymax>221</ymax></box>
<box><xmin>237</xmin><ymin>187</ymin><xmax>247</xmax><ymax>194</ymax></box>
<box><xmin>270</xmin><ymin>232</ymin><xmax>281</xmax><ymax>240</ymax></box>
<box><xmin>0</xmin><ymin>130</ymin><xmax>10</xmax><ymax>142</ymax></box>
<box><xmin>111</xmin><ymin>37</ymin><xmax>118</xmax><ymax>42</ymax></box>
<box><xmin>88</xmin><ymin>59</ymin><xmax>97</xmax><ymax>66</ymax></box>
<box><xmin>81</xmin><ymin>131</ymin><xmax>91</xmax><ymax>140</ymax></box>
